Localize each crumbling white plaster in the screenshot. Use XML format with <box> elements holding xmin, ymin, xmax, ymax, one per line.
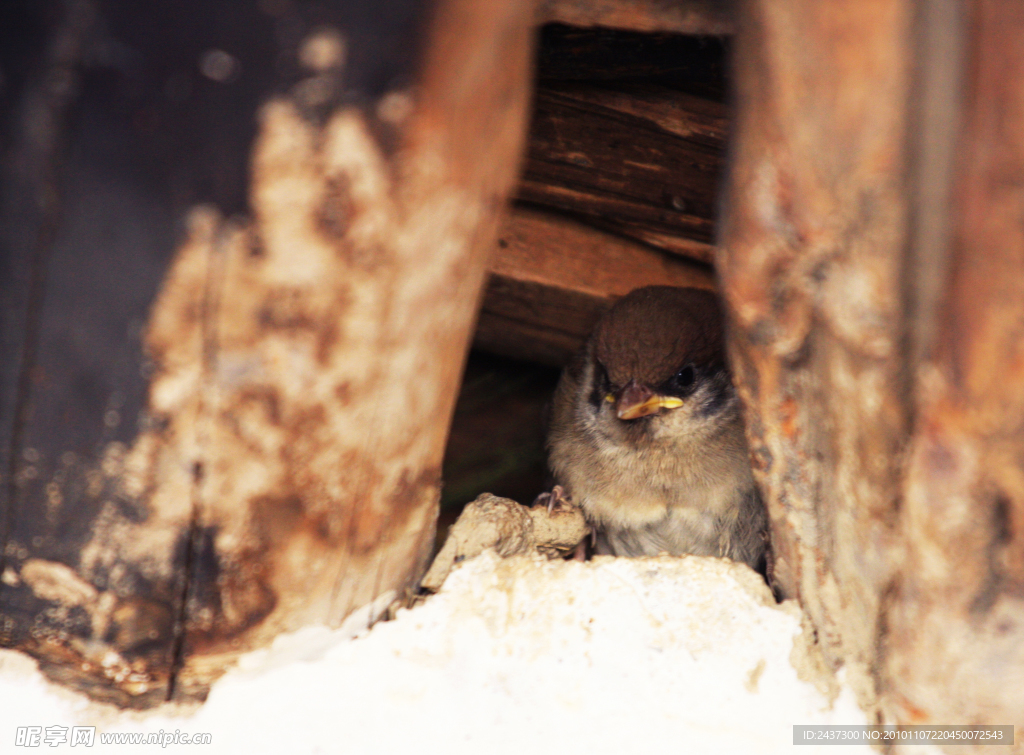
<box><xmin>0</xmin><ymin>552</ymin><xmax>921</xmax><ymax>754</ymax></box>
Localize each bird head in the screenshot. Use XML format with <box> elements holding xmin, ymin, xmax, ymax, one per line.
<box><xmin>579</xmin><ymin>286</ymin><xmax>738</xmax><ymax>445</ymax></box>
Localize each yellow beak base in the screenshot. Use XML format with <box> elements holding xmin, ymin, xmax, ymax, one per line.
<box><xmin>616</xmin><ymin>395</ymin><xmax>684</xmax><ymax>420</ymax></box>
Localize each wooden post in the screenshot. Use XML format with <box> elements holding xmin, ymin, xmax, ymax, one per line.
<box><xmin>720</xmin><ymin>0</ymin><xmax>915</xmax><ymax>707</ymax></box>
<box><xmin>886</xmin><ymin>0</ymin><xmax>1024</xmax><ymax>729</ymax></box>
<box><xmin>721</xmin><ymin>0</ymin><xmax>1024</xmax><ymax>734</ymax></box>
<box><xmin>1</xmin><ymin>0</ymin><xmax>535</xmax><ymax>706</ymax></box>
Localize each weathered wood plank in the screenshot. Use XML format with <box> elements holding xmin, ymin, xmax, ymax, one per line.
<box><xmin>719</xmin><ymin>0</ymin><xmax>915</xmax><ymax>712</ymax></box>
<box><xmin>477</xmin><ymin>206</ymin><xmax>714</xmax><ymax>366</ymax></box>
<box><xmin>1</xmin><ymin>0</ymin><xmax>535</xmax><ymax>708</ymax></box>
<box><xmin>518</xmin><ymin>83</ymin><xmax>725</xmax><ymax>264</ymax></box>
<box><xmin>171</xmin><ymin>0</ymin><xmax>538</xmax><ymax>703</ymax></box>
<box><xmin>539</xmin><ymin>0</ymin><xmax>734</xmax><ymax>35</ymax></box>
<box><xmin>886</xmin><ymin>0</ymin><xmax>1024</xmax><ymax>730</ymax></box>
<box><xmin>723</xmin><ymin>0</ymin><xmax>1024</xmax><ymax>733</ymax></box>
<box><xmin>547</xmin><ymin>84</ymin><xmax>727</xmax><ymax>148</ymax></box>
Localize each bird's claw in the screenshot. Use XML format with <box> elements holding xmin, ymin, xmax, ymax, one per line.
<box><xmin>533</xmin><ymin>484</ymin><xmax>573</xmax><ymax>514</ymax></box>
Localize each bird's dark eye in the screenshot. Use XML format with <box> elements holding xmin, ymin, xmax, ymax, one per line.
<box><xmin>674</xmin><ymin>364</ymin><xmax>696</xmax><ymax>390</ymax></box>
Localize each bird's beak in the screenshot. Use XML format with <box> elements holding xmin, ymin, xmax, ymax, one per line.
<box><xmin>614</xmin><ymin>380</ymin><xmax>684</xmax><ymax>420</ymax></box>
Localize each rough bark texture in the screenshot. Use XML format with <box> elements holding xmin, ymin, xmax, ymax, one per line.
<box><xmin>722</xmin><ymin>0</ymin><xmax>1024</xmax><ymax>741</ymax></box>
<box><xmin>0</xmin><ymin>0</ymin><xmax>535</xmax><ymax>707</ymax></box>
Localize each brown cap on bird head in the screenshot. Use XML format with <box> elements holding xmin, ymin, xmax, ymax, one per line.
<box><xmin>590</xmin><ymin>286</ymin><xmax>726</xmax><ymax>420</ymax></box>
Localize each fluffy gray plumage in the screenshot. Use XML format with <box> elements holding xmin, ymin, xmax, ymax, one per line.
<box><xmin>547</xmin><ymin>286</ymin><xmax>767</xmax><ymax>569</ymax></box>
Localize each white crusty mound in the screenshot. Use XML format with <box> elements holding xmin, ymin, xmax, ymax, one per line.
<box><xmin>0</xmin><ymin>552</ymin><xmax>879</xmax><ymax>754</ymax></box>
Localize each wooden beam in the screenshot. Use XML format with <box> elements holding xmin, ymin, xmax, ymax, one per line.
<box><xmin>722</xmin><ymin>0</ymin><xmax>1024</xmax><ymax>729</ymax></box>
<box><xmin>0</xmin><ymin>0</ymin><xmax>536</xmax><ymax>707</ymax></box>
<box><xmin>477</xmin><ymin>206</ymin><xmax>714</xmax><ymax>366</ymax></box>
<box><xmin>519</xmin><ymin>83</ymin><xmax>725</xmax><ymax>265</ymax></box>
<box><xmin>719</xmin><ymin>0</ymin><xmax>915</xmax><ymax>714</ymax></box>
<box><xmin>538</xmin><ymin>0</ymin><xmax>734</xmax><ymax>35</ymax></box>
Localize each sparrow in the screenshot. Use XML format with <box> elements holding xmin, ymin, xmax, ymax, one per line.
<box><xmin>546</xmin><ymin>285</ymin><xmax>767</xmax><ymax>570</ymax></box>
